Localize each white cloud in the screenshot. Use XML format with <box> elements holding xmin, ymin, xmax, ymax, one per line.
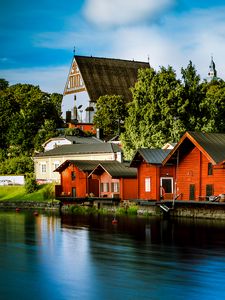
<box><xmin>3</xmin><ymin>5</ymin><xmax>225</xmax><ymax>95</ymax></box>
<box><xmin>106</xmin><ymin>7</ymin><xmax>225</xmax><ymax>80</ymax></box>
<box><xmin>1</xmin><ymin>66</ymin><xmax>68</xmax><ymax>93</ymax></box>
<box><xmin>83</xmin><ymin>0</ymin><xmax>175</xmax><ymax>27</ymax></box>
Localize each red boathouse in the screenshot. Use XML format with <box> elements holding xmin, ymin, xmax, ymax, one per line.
<box><xmin>130</xmin><ymin>149</ymin><xmax>174</xmax><ymax>201</ymax></box>
<box><xmin>163</xmin><ymin>131</ymin><xmax>225</xmax><ymax>201</ymax></box>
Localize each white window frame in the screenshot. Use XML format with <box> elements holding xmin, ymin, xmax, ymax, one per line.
<box><xmin>54</xmin><ymin>161</ymin><xmax>60</xmax><ymax>170</ymax></box>
<box><xmin>145</xmin><ymin>177</ymin><xmax>151</xmax><ymax>192</ymax></box>
<box><xmin>41</xmin><ymin>163</ymin><xmax>47</xmax><ymax>173</ymax></box>
<box><xmin>112</xmin><ymin>182</ymin><xmax>120</xmax><ymax>193</ymax></box>
<box><xmin>101</xmin><ymin>182</ymin><xmax>109</xmax><ymax>193</ymax></box>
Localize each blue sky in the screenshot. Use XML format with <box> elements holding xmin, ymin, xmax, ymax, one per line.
<box><xmin>1</xmin><ymin>0</ymin><xmax>225</xmax><ymax>93</ymax></box>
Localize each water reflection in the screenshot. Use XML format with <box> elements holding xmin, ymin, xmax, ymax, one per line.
<box><xmin>1</xmin><ymin>211</ymin><xmax>225</xmax><ymax>299</ymax></box>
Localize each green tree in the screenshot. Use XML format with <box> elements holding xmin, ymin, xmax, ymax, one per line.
<box><xmin>34</xmin><ymin>120</ymin><xmax>58</xmax><ymax>152</ymax></box>
<box><xmin>0</xmin><ymin>156</ymin><xmax>34</xmax><ymax>174</ymax></box>
<box><xmin>25</xmin><ymin>173</ymin><xmax>38</xmax><ymax>193</ymax></box>
<box><xmin>0</xmin><ymin>83</ymin><xmax>63</xmax><ymax>155</ymax></box>
<box><xmin>121</xmin><ymin>66</ymin><xmax>186</xmax><ymax>159</ymax></box>
<box><xmin>0</xmin><ymin>79</ymin><xmax>9</xmax><ymax>90</ymax></box>
<box><xmin>180</xmin><ymin>61</ymin><xmax>205</xmax><ymax>130</ymax></box>
<box><xmin>93</xmin><ymin>95</ymin><xmax>127</xmax><ymax>137</ymax></box>
<box><xmin>199</xmin><ymin>80</ymin><xmax>225</xmax><ymax>132</ymax></box>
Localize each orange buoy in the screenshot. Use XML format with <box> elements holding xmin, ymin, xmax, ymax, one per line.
<box><xmin>112</xmin><ymin>218</ymin><xmax>118</xmax><ymax>224</ymax></box>
<box><xmin>33</xmin><ymin>211</ymin><xmax>39</xmax><ymax>216</ymax></box>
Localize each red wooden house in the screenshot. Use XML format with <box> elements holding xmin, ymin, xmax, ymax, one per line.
<box><xmin>130</xmin><ymin>149</ymin><xmax>173</xmax><ymax>201</ymax></box>
<box><xmin>163</xmin><ymin>131</ymin><xmax>225</xmax><ymax>201</ymax></box>
<box><xmin>54</xmin><ymin>160</ymin><xmax>100</xmax><ymax>198</ymax></box>
<box><xmin>89</xmin><ymin>161</ymin><xmax>137</xmax><ymax>200</ymax></box>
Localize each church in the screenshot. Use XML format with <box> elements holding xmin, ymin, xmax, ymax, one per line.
<box><xmin>62</xmin><ymin>55</ymin><xmax>150</xmax><ymax>124</ymax></box>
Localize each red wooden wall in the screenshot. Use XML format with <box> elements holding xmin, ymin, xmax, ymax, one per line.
<box><xmin>121</xmin><ymin>178</ymin><xmax>138</xmax><ymax>200</ymax></box>
<box><xmin>91</xmin><ymin>171</ymin><xmax>138</xmax><ymax>200</ymax></box>
<box><xmin>60</xmin><ymin>164</ymin><xmax>88</xmax><ymax>197</ymax></box>
<box><xmin>175</xmin><ymin>147</ymin><xmax>225</xmax><ymax>200</ymax></box>
<box><xmin>137</xmin><ymin>162</ymin><xmax>175</xmax><ymax>200</ymax></box>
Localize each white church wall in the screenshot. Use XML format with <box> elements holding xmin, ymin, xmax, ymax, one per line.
<box><xmin>62</xmin><ymin>91</ymin><xmax>90</xmax><ymax>121</ymax></box>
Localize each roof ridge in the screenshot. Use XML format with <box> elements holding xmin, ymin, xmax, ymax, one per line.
<box><xmin>75</xmin><ymin>55</ymin><xmax>149</xmax><ymax>64</ymax></box>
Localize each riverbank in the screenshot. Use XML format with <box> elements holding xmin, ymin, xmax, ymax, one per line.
<box><xmin>0</xmin><ymin>184</ymin><xmax>54</xmax><ymax>202</ymax></box>
<box><xmin>0</xmin><ymin>185</ymin><xmax>60</xmax><ymax>210</ymax></box>
<box><xmin>2</xmin><ymin>186</ymin><xmax>225</xmax><ymax>219</ymax></box>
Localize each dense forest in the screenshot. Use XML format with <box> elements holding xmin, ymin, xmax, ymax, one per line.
<box><xmin>93</xmin><ymin>61</ymin><xmax>225</xmax><ymax>159</ymax></box>
<box><xmin>0</xmin><ymin>79</ymin><xmax>63</xmax><ymax>174</ymax></box>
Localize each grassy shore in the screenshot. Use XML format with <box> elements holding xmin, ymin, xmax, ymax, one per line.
<box><xmin>0</xmin><ymin>184</ymin><xmax>54</xmax><ymax>202</ymax></box>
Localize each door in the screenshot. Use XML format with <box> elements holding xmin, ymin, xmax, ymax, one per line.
<box><xmin>72</xmin><ymin>187</ymin><xmax>76</xmax><ymax>198</ymax></box>
<box><xmin>160</xmin><ymin>177</ymin><xmax>173</xmax><ymax>199</ymax></box>
<box><xmin>206</xmin><ymin>184</ymin><xmax>213</xmax><ymax>198</ymax></box>
<box><xmin>189</xmin><ymin>184</ymin><xmax>195</xmax><ymax>200</ymax></box>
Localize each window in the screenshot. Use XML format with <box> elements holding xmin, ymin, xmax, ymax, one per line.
<box><xmin>41</xmin><ymin>164</ymin><xmax>46</xmax><ymax>173</ymax></box>
<box><xmin>101</xmin><ymin>182</ymin><xmax>109</xmax><ymax>192</ymax></box>
<box><xmin>145</xmin><ymin>178</ymin><xmax>151</xmax><ymax>192</ymax></box>
<box><xmin>208</xmin><ymin>163</ymin><xmax>213</xmax><ymax>175</ymax></box>
<box><xmin>54</xmin><ymin>162</ymin><xmax>60</xmax><ymax>170</ymax></box>
<box><xmin>111</xmin><ymin>182</ymin><xmax>120</xmax><ymax>193</ymax></box>
<box><xmin>71</xmin><ymin>171</ymin><xmax>76</xmax><ymax>181</ymax></box>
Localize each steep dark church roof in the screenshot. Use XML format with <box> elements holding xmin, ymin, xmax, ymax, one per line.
<box><xmin>65</xmin><ymin>55</ymin><xmax>150</xmax><ymax>103</ymax></box>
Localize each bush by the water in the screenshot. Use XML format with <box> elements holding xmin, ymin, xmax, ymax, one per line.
<box><xmin>42</xmin><ymin>183</ymin><xmax>55</xmax><ymax>200</ymax></box>
<box><xmin>25</xmin><ymin>174</ymin><xmax>38</xmax><ymax>193</ymax></box>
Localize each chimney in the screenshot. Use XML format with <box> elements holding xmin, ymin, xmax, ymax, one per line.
<box><xmin>96</xmin><ymin>128</ymin><xmax>103</xmax><ymax>140</ymax></box>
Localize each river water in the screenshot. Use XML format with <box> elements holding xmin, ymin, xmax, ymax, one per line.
<box><xmin>1</xmin><ymin>210</ymin><xmax>225</xmax><ymax>300</ymax></box>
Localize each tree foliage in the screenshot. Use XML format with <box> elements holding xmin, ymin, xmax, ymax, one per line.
<box><xmin>0</xmin><ymin>82</ymin><xmax>63</xmax><ymax>155</ymax></box>
<box><xmin>93</xmin><ymin>95</ymin><xmax>127</xmax><ymax>137</ymax></box>
<box><xmin>25</xmin><ymin>173</ymin><xmax>38</xmax><ymax>193</ymax></box>
<box><xmin>0</xmin><ymin>80</ymin><xmax>63</xmax><ymax>174</ymax></box>
<box><xmin>121</xmin><ymin>62</ymin><xmax>225</xmax><ymax>159</ymax></box>
<box><xmin>121</xmin><ymin>66</ymin><xmax>187</xmax><ymax>159</ymax></box>
<box><xmin>0</xmin><ymin>155</ymin><xmax>34</xmax><ymax>174</ymax></box>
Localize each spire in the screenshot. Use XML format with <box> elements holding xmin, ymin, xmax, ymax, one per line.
<box><xmin>208</xmin><ymin>56</ymin><xmax>217</xmax><ymax>81</ymax></box>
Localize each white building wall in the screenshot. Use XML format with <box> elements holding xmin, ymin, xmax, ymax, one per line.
<box><xmin>34</xmin><ymin>152</ymin><xmax>119</xmax><ymax>183</ymax></box>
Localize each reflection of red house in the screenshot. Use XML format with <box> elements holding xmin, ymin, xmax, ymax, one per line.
<box><xmin>163</xmin><ymin>131</ymin><xmax>225</xmax><ymax>201</ymax></box>
<box><xmin>54</xmin><ymin>160</ymin><xmax>101</xmax><ymax>198</ymax></box>
<box><xmin>89</xmin><ymin>161</ymin><xmax>138</xmax><ymax>200</ymax></box>
<box><xmin>130</xmin><ymin>149</ymin><xmax>173</xmax><ymax>201</ymax></box>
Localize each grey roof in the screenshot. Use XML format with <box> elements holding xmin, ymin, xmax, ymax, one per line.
<box><xmin>90</xmin><ymin>161</ymin><xmax>137</xmax><ymax>178</ymax></box>
<box><xmin>163</xmin><ymin>131</ymin><xmax>225</xmax><ymax>165</ymax></box>
<box><xmin>186</xmin><ymin>131</ymin><xmax>225</xmax><ymax>164</ymax></box>
<box><xmin>130</xmin><ymin>149</ymin><xmax>171</xmax><ymax>167</ymax></box>
<box><xmin>35</xmin><ymin>143</ymin><xmax>121</xmax><ymax>157</ymax></box>
<box><xmin>65</xmin><ymin>135</ymin><xmax>103</xmax><ymax>144</ymax></box>
<box><xmin>54</xmin><ymin>160</ymin><xmax>101</xmax><ymax>173</ymax></box>
<box><xmin>65</xmin><ymin>55</ymin><xmax>150</xmax><ymax>102</ymax></box>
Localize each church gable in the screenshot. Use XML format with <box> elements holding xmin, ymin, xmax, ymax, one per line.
<box><xmin>64</xmin><ymin>58</ymin><xmax>86</xmax><ymax>95</ymax></box>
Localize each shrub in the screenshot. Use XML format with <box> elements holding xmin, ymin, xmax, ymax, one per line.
<box><xmin>127</xmin><ymin>205</ymin><xmax>138</xmax><ymax>215</ymax></box>
<box><xmin>42</xmin><ymin>183</ymin><xmax>55</xmax><ymax>201</ymax></box>
<box><xmin>25</xmin><ymin>173</ymin><xmax>38</xmax><ymax>193</ymax></box>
